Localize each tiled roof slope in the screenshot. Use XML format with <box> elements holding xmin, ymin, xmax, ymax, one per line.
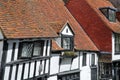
<box><xmin>0</xmin><ymin>0</ymin><xmax>98</xmax><ymax>51</ymax></box>
<box><xmin>52</xmin><ymin>40</ymin><xmax>64</xmax><ymax>51</ymax></box>
<box><xmin>0</xmin><ymin>0</ymin><xmax>57</xmax><ymax>39</ymax></box>
<box><xmin>42</xmin><ymin>0</ymin><xmax>98</xmax><ymax>51</ymax></box>
<box><xmin>66</xmin><ymin>0</ymin><xmax>120</xmax><ymax>52</ymax></box>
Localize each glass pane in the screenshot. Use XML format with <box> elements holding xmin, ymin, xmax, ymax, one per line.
<box><xmin>63</xmin><ymin>37</ymin><xmax>70</xmax><ymax>49</ymax></box>
<box><xmin>82</xmin><ymin>53</ymin><xmax>86</xmax><ymax>66</ymax></box>
<box><xmin>109</xmin><ymin>9</ymin><xmax>116</xmax><ymax>22</ymax></box>
<box><xmin>115</xmin><ymin>34</ymin><xmax>120</xmax><ymax>52</ymax></box>
<box><xmin>91</xmin><ymin>54</ymin><xmax>95</xmax><ymax>65</ymax></box>
<box><xmin>33</xmin><ymin>42</ymin><xmax>42</xmax><ymax>56</ymax></box>
<box><xmin>62</xmin><ymin>77</ymin><xmax>66</xmax><ymax>80</ymax></box>
<box><xmin>21</xmin><ymin>43</ymin><xmax>33</xmax><ymax>57</ymax></box>
<box><xmin>100</xmin><ymin>8</ymin><xmax>108</xmax><ymax>18</ymax></box>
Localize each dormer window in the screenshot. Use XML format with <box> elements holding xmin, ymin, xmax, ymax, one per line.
<box><xmin>61</xmin><ymin>35</ymin><xmax>73</xmax><ymax>50</ymax></box>
<box><xmin>60</xmin><ymin>23</ymin><xmax>74</xmax><ymax>50</ymax></box>
<box><xmin>100</xmin><ymin>7</ymin><xmax>116</xmax><ymax>22</ymax></box>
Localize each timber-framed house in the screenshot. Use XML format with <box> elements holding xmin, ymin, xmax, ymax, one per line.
<box><xmin>0</xmin><ymin>0</ymin><xmax>57</xmax><ymax>80</ymax></box>
<box><xmin>66</xmin><ymin>0</ymin><xmax>120</xmax><ymax>80</ymax></box>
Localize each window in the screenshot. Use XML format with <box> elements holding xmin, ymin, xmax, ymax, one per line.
<box><xmin>100</xmin><ymin>7</ymin><xmax>116</xmax><ymax>22</ymax></box>
<box><xmin>82</xmin><ymin>53</ymin><xmax>87</xmax><ymax>66</ymax></box>
<box><xmin>115</xmin><ymin>34</ymin><xmax>120</xmax><ymax>54</ymax></box>
<box><xmin>62</xmin><ymin>35</ymin><xmax>73</xmax><ymax>50</ymax></box>
<box><xmin>58</xmin><ymin>72</ymin><xmax>80</xmax><ymax>80</ymax></box>
<box><xmin>19</xmin><ymin>40</ymin><xmax>44</xmax><ymax>58</ymax></box>
<box><xmin>91</xmin><ymin>54</ymin><xmax>95</xmax><ymax>66</ymax></box>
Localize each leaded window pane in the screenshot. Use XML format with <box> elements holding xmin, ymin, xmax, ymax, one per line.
<box><xmin>21</xmin><ymin>43</ymin><xmax>33</xmax><ymax>57</ymax></box>
<box><xmin>100</xmin><ymin>8</ymin><xmax>116</xmax><ymax>22</ymax></box>
<box><xmin>115</xmin><ymin>34</ymin><xmax>120</xmax><ymax>53</ymax></box>
<box><xmin>33</xmin><ymin>42</ymin><xmax>42</xmax><ymax>56</ymax></box>
<box><xmin>109</xmin><ymin>9</ymin><xmax>116</xmax><ymax>22</ymax></box>
<box><xmin>63</xmin><ymin>37</ymin><xmax>71</xmax><ymax>49</ymax></box>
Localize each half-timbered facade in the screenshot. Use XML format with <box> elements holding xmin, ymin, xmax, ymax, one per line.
<box><xmin>66</xmin><ymin>0</ymin><xmax>120</xmax><ymax>80</ymax></box>
<box><xmin>0</xmin><ymin>0</ymin><xmax>57</xmax><ymax>80</ymax></box>
<box><xmin>42</xmin><ymin>0</ymin><xmax>99</xmax><ymax>79</ymax></box>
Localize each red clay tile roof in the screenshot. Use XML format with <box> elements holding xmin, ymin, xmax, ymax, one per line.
<box><xmin>52</xmin><ymin>40</ymin><xmax>64</xmax><ymax>51</ymax></box>
<box><xmin>0</xmin><ymin>0</ymin><xmax>98</xmax><ymax>51</ymax></box>
<box><xmin>43</xmin><ymin>0</ymin><xmax>98</xmax><ymax>51</ymax></box>
<box><xmin>66</xmin><ymin>0</ymin><xmax>120</xmax><ymax>52</ymax></box>
<box><xmin>86</xmin><ymin>0</ymin><xmax>120</xmax><ymax>33</ymax></box>
<box><xmin>0</xmin><ymin>0</ymin><xmax>57</xmax><ymax>39</ymax></box>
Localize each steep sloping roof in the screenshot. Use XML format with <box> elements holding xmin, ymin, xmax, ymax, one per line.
<box><xmin>0</xmin><ymin>0</ymin><xmax>57</xmax><ymax>39</ymax></box>
<box><xmin>66</xmin><ymin>0</ymin><xmax>120</xmax><ymax>52</ymax></box>
<box><xmin>44</xmin><ymin>0</ymin><xmax>98</xmax><ymax>51</ymax></box>
<box><xmin>0</xmin><ymin>0</ymin><xmax>98</xmax><ymax>51</ymax></box>
<box><xmin>52</xmin><ymin>40</ymin><xmax>64</xmax><ymax>51</ymax></box>
<box><xmin>86</xmin><ymin>0</ymin><xmax>120</xmax><ymax>33</ymax></box>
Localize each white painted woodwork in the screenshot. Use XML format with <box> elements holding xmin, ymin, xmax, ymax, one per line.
<box><xmin>17</xmin><ymin>64</ymin><xmax>23</xmax><ymax>80</ymax></box>
<box><xmin>50</xmin><ymin>54</ymin><xmax>60</xmax><ymax>75</ymax></box>
<box><xmin>112</xmin><ymin>33</ymin><xmax>120</xmax><ymax>61</ymax></box>
<box><xmin>35</xmin><ymin>61</ymin><xmax>40</xmax><ymax>76</ymax></box>
<box><xmin>11</xmin><ymin>66</ymin><xmax>16</xmax><ymax>80</ymax></box>
<box><xmin>23</xmin><ymin>63</ymin><xmax>29</xmax><ymax>79</ymax></box>
<box><xmin>43</xmin><ymin>40</ymin><xmax>47</xmax><ymax>56</ymax></box>
<box><xmin>48</xmin><ymin>76</ymin><xmax>57</xmax><ymax>80</ymax></box>
<box><xmin>71</xmin><ymin>55</ymin><xmax>79</xmax><ymax>70</ymax></box>
<box><xmin>61</xmin><ymin>24</ymin><xmax>73</xmax><ymax>36</ymax></box>
<box><xmin>6</xmin><ymin>40</ymin><xmax>19</xmax><ymax>63</ymax></box>
<box><xmin>4</xmin><ymin>66</ymin><xmax>10</xmax><ymax>80</ymax></box>
<box><xmin>41</xmin><ymin>60</ymin><xmax>45</xmax><ymax>74</ymax></box>
<box><xmin>29</xmin><ymin>62</ymin><xmax>35</xmax><ymax>78</ymax></box>
<box><xmin>6</xmin><ymin>42</ymin><xmax>13</xmax><ymax>63</ymax></box>
<box><xmin>80</xmin><ymin>52</ymin><xmax>98</xmax><ymax>80</ymax></box>
<box><xmin>59</xmin><ymin>58</ymin><xmax>72</xmax><ymax>72</ymax></box>
<box><xmin>45</xmin><ymin>60</ymin><xmax>49</xmax><ymax>73</ymax></box>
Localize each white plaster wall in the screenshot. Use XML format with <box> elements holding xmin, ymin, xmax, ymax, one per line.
<box><xmin>71</xmin><ymin>52</ymin><xmax>79</xmax><ymax>70</ymax></box>
<box><xmin>80</xmin><ymin>52</ymin><xmax>98</xmax><ymax>80</ymax></box>
<box><xmin>59</xmin><ymin>58</ymin><xmax>72</xmax><ymax>72</ymax></box>
<box><xmin>80</xmin><ymin>52</ymin><xmax>91</xmax><ymax>80</ymax></box>
<box><xmin>50</xmin><ymin>54</ymin><xmax>60</xmax><ymax>75</ymax></box>
<box><xmin>6</xmin><ymin>40</ymin><xmax>19</xmax><ymax>63</ymax></box>
<box><xmin>112</xmin><ymin>33</ymin><xmax>120</xmax><ymax>61</ymax></box>
<box><xmin>47</xmin><ymin>76</ymin><xmax>57</xmax><ymax>80</ymax></box>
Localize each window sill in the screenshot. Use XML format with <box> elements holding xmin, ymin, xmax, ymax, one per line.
<box><xmin>115</xmin><ymin>52</ymin><xmax>120</xmax><ymax>55</ymax></box>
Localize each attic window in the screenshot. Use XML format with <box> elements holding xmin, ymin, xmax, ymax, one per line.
<box><xmin>100</xmin><ymin>7</ymin><xmax>116</xmax><ymax>22</ymax></box>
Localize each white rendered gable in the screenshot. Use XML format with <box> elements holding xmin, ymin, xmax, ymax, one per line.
<box><xmin>61</xmin><ymin>24</ymin><xmax>73</xmax><ymax>36</ymax></box>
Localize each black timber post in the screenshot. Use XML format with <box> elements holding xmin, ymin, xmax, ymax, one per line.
<box><xmin>0</xmin><ymin>41</ymin><xmax>8</xmax><ymax>80</ymax></box>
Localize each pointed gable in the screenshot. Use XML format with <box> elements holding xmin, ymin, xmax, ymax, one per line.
<box><xmin>61</xmin><ymin>23</ymin><xmax>74</xmax><ymax>36</ymax></box>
